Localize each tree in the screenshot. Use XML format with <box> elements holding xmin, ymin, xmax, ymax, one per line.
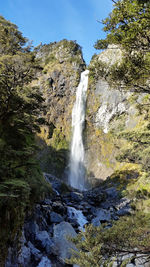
<box><xmin>95</xmin><ymin>0</ymin><xmax>150</xmax><ymax>51</ymax></box>
<box><xmin>95</xmin><ymin>0</ymin><xmax>150</xmax><ymax>92</ymax></box>
<box><xmin>68</xmin><ymin>212</ymin><xmax>150</xmax><ymax>266</ymax></box>
<box><xmin>0</xmin><ymin>16</ymin><xmax>50</xmax><ymax>265</ymax></box>
<box><xmin>0</xmin><ymin>16</ymin><xmax>29</xmax><ymax>55</ymax></box>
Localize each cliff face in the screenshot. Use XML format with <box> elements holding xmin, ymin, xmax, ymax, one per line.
<box><xmin>85</xmin><ymin>45</ymin><xmax>146</xmax><ymax>182</ymax></box>
<box><xmin>35</xmin><ymin>42</ymin><xmax>146</xmax><ymax>185</ymax></box>
<box><xmin>34</xmin><ymin>40</ymin><xmax>85</xmax><ymax>177</ymax></box>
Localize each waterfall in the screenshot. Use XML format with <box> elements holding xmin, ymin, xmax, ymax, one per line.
<box><xmin>68</xmin><ymin>70</ymin><xmax>89</xmax><ymax>190</ymax></box>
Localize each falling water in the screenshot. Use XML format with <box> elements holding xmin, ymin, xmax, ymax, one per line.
<box><xmin>67</xmin><ymin>206</ymin><xmax>88</xmax><ymax>231</ymax></box>
<box><xmin>69</xmin><ymin>70</ymin><xmax>89</xmax><ymax>190</ymax></box>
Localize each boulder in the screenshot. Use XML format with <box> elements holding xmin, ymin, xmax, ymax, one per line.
<box><xmin>70</xmin><ymin>191</ymin><xmax>83</xmax><ymax>202</ymax></box>
<box><xmin>53</xmin><ymin>221</ymin><xmax>77</xmax><ymax>261</ymax></box>
<box><xmin>18</xmin><ymin>245</ymin><xmax>31</xmax><ymax>267</ymax></box>
<box><xmin>50</xmin><ymin>211</ymin><xmax>64</xmax><ymax>223</ymax></box>
<box><xmin>91</xmin><ymin>217</ymin><xmax>101</xmax><ymax>227</ymax></box>
<box><xmin>35</xmin><ymin>231</ymin><xmax>53</xmax><ymax>254</ymax></box>
<box><xmin>135</xmin><ymin>255</ymin><xmax>150</xmax><ymax>267</ymax></box>
<box><xmin>115</xmin><ymin>197</ymin><xmax>132</xmax><ymax>216</ymax></box>
<box><xmin>116</xmin><ymin>206</ymin><xmax>132</xmax><ymax>216</ymax></box>
<box><xmin>84</xmin><ymin>187</ymin><xmax>105</xmax><ymax>205</ymax></box>
<box><xmin>94</xmin><ymin>208</ymin><xmax>111</xmax><ymax>222</ymax></box>
<box><xmin>52</xmin><ymin>201</ymin><xmax>66</xmax><ymax>215</ymax></box>
<box><xmin>37</xmin><ymin>256</ymin><xmax>52</xmax><ymax>267</ymax></box>
<box><xmin>27</xmin><ymin>241</ymin><xmax>42</xmax><ymax>261</ymax></box>
<box><xmin>115</xmin><ymin>197</ymin><xmax>131</xmax><ymax>210</ymax></box>
<box><xmin>105</xmin><ymin>187</ymin><xmax>118</xmax><ymax>199</ymax></box>
<box><xmin>24</xmin><ymin>221</ymin><xmax>39</xmax><ymax>243</ymax></box>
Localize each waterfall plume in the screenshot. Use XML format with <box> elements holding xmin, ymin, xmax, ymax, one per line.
<box><xmin>68</xmin><ymin>70</ymin><xmax>89</xmax><ymax>190</ymax></box>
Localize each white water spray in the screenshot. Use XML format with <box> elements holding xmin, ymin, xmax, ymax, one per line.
<box><xmin>69</xmin><ymin>70</ymin><xmax>89</xmax><ymax>190</ymax></box>
<box><xmin>67</xmin><ymin>206</ymin><xmax>88</xmax><ymax>231</ymax></box>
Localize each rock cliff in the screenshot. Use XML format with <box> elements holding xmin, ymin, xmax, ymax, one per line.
<box><xmin>35</xmin><ymin>42</ymin><xmax>146</xmax><ymax>186</ymax></box>
<box><xmin>33</xmin><ymin>40</ymin><xmax>85</xmax><ymax>177</ymax></box>
<box><xmin>85</xmin><ymin>45</ymin><xmax>146</xmax><ymax>182</ymax></box>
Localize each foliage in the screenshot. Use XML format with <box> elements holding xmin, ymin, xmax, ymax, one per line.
<box><xmin>78</xmin><ymin>2</ymin><xmax>150</xmax><ymax>266</ymax></box>
<box><xmin>95</xmin><ymin>0</ymin><xmax>150</xmax><ymax>52</ymax></box>
<box><xmin>0</xmin><ymin>16</ymin><xmax>51</xmax><ymax>264</ymax></box>
<box><xmin>68</xmin><ymin>212</ymin><xmax>150</xmax><ymax>266</ymax></box>
<box><xmin>0</xmin><ymin>16</ymin><xmax>29</xmax><ymax>55</ymax></box>
<box><xmin>95</xmin><ymin>0</ymin><xmax>150</xmax><ymax>92</ymax></box>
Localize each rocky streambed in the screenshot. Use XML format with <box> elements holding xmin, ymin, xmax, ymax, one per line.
<box><xmin>5</xmin><ymin>173</ymin><xmax>138</xmax><ymax>267</ymax></box>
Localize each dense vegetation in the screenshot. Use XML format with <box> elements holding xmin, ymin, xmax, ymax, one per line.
<box><xmin>69</xmin><ymin>213</ymin><xmax>150</xmax><ymax>266</ymax></box>
<box><xmin>0</xmin><ymin>16</ymin><xmax>51</xmax><ymax>264</ymax></box>
<box><xmin>70</xmin><ymin>0</ymin><xmax>150</xmax><ymax>265</ymax></box>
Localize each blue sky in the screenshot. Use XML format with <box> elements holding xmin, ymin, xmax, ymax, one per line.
<box><xmin>0</xmin><ymin>0</ymin><xmax>113</xmax><ymax>64</ymax></box>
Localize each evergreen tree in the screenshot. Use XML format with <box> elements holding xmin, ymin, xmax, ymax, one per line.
<box><xmin>95</xmin><ymin>0</ymin><xmax>150</xmax><ymax>92</ymax></box>
<box><xmin>68</xmin><ymin>213</ymin><xmax>150</xmax><ymax>266</ymax></box>
<box><xmin>0</xmin><ymin>16</ymin><xmax>50</xmax><ymax>264</ymax></box>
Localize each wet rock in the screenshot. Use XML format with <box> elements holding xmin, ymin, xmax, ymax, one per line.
<box><xmin>32</xmin><ymin>205</ymin><xmax>49</xmax><ymax>231</ymax></box>
<box><xmin>67</xmin><ymin>206</ymin><xmax>88</xmax><ymax>231</ymax></box>
<box><xmin>44</xmin><ymin>173</ymin><xmax>63</xmax><ymax>194</ymax></box>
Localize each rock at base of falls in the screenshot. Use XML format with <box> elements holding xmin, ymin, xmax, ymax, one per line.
<box><xmin>37</xmin><ymin>256</ymin><xmax>52</xmax><ymax>267</ymax></box>
<box><xmin>53</xmin><ymin>221</ymin><xmax>77</xmax><ymax>261</ymax></box>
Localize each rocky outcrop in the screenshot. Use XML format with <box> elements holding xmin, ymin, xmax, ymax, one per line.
<box><xmin>6</xmin><ymin>173</ymin><xmax>148</xmax><ymax>267</ymax></box>
<box><xmin>34</xmin><ymin>40</ymin><xmax>85</xmax><ymax>177</ymax></box>
<box><xmin>33</xmin><ymin>41</ymin><xmax>145</xmax><ymax>185</ymax></box>
<box><xmin>85</xmin><ymin>45</ymin><xmax>146</xmax><ymax>182</ymax></box>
